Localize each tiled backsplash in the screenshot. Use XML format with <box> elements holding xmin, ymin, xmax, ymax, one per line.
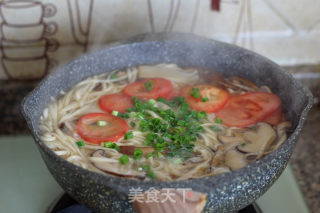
<box><xmin>0</xmin><ymin>0</ymin><xmax>319</xmax><ymax>80</ymax></box>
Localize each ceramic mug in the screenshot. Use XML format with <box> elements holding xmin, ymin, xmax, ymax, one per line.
<box><xmin>1</xmin><ymin>22</ymin><xmax>58</xmax><ymax>42</ymax></box>
<box><xmin>0</xmin><ymin>0</ymin><xmax>56</xmax><ymax>25</ymax></box>
<box><xmin>2</xmin><ymin>55</ymin><xmax>57</xmax><ymax>80</ymax></box>
<box><xmin>1</xmin><ymin>38</ymin><xmax>59</xmax><ymax>59</ymax></box>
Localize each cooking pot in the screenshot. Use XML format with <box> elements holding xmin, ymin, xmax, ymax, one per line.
<box><xmin>21</xmin><ymin>32</ymin><xmax>313</xmax><ymax>212</ymax></box>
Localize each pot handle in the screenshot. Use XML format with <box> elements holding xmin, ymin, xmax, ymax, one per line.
<box><xmin>131</xmin><ymin>188</ymin><xmax>206</xmax><ymax>213</ymax></box>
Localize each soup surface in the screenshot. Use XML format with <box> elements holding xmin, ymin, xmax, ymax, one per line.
<box><xmin>40</xmin><ymin>64</ymin><xmax>291</xmax><ymax>181</ymax></box>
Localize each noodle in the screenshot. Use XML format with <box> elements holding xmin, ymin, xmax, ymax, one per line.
<box><xmin>40</xmin><ymin>64</ymin><xmax>290</xmax><ymax>181</ymax></box>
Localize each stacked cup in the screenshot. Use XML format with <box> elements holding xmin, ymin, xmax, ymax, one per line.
<box><xmin>0</xmin><ymin>0</ymin><xmax>58</xmax><ymax>80</ymax></box>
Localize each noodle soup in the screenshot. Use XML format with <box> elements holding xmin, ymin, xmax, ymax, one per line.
<box><xmin>40</xmin><ymin>64</ymin><xmax>291</xmax><ymax>181</ymax></box>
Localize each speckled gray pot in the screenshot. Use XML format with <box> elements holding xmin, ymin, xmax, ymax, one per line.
<box><xmin>21</xmin><ymin>33</ymin><xmax>313</xmax><ymax>213</ymax></box>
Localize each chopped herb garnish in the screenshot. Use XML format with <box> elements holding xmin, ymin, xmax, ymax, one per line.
<box><xmin>173</xmin><ymin>158</ymin><xmax>183</xmax><ymax>164</ymax></box>
<box><xmin>124</xmin><ymin>131</ymin><xmax>134</xmax><ymax>140</ymax></box>
<box><xmin>142</xmin><ymin>165</ymin><xmax>156</xmax><ymax>179</ymax></box>
<box><xmin>97</xmin><ymin>120</ymin><xmax>107</xmax><ymax>126</ymax></box>
<box><xmin>111</xmin><ymin>111</ymin><xmax>119</xmax><ymax>116</ymax></box>
<box><xmin>133</xmin><ymin>148</ymin><xmax>143</xmax><ymax>160</ymax></box>
<box><xmin>215</xmin><ymin>118</ymin><xmax>222</xmax><ymax>124</ymax></box>
<box><xmin>110</xmin><ymin>73</ymin><xmax>117</xmax><ymax>79</ymax></box>
<box><xmin>148</xmin><ymin>99</ymin><xmax>156</xmax><ymax>105</ymax></box>
<box><xmin>119</xmin><ymin>154</ymin><xmax>129</xmax><ymax>165</ymax></box>
<box><xmin>76</xmin><ymin>140</ymin><xmax>85</xmax><ymax>147</ymax></box>
<box><xmin>136</xmin><ymin>112</ymin><xmax>145</xmax><ymax>119</ymax></box>
<box><xmin>144</xmin><ymin>80</ymin><xmax>154</xmax><ymax>91</ymax></box>
<box><xmin>210</xmin><ymin>126</ymin><xmax>221</xmax><ymax>132</ymax></box>
<box><xmin>190</xmin><ymin>88</ymin><xmax>201</xmax><ymax>99</ymax></box>
<box><xmin>240</xmin><ymin>143</ymin><xmax>246</xmax><ymax>147</ymax></box>
<box><xmin>130</xmin><ymin>121</ymin><xmax>136</xmax><ymax>127</ymax></box>
<box><xmin>118</xmin><ymin>96</ymin><xmax>208</xmax><ymax>159</ymax></box>
<box><xmin>103</xmin><ymin>141</ymin><xmax>120</xmax><ymax>151</ymax></box>
<box><xmin>157</xmin><ymin>152</ymin><xmax>164</xmax><ymax>158</ymax></box>
<box><xmin>202</xmin><ymin>97</ymin><xmax>209</xmax><ymax>102</ymax></box>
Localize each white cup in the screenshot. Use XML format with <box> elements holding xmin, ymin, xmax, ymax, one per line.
<box><xmin>1</xmin><ymin>22</ymin><xmax>57</xmax><ymax>42</ymax></box>
<box><xmin>1</xmin><ymin>38</ymin><xmax>59</xmax><ymax>59</ymax></box>
<box><xmin>0</xmin><ymin>0</ymin><xmax>56</xmax><ymax>25</ymax></box>
<box><xmin>2</xmin><ymin>56</ymin><xmax>56</xmax><ymax>80</ymax></box>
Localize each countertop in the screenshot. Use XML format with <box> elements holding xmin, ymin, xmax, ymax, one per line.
<box><xmin>0</xmin><ymin>66</ymin><xmax>319</xmax><ymax>212</ymax></box>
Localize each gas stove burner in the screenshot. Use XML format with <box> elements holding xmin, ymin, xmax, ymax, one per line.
<box><xmin>48</xmin><ymin>193</ymin><xmax>262</xmax><ymax>213</ymax></box>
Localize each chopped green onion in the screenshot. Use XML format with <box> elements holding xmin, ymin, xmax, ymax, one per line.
<box><xmin>130</xmin><ymin>121</ymin><xmax>136</xmax><ymax>127</ymax></box>
<box><xmin>190</xmin><ymin>88</ymin><xmax>201</xmax><ymax>99</ymax></box>
<box><xmin>76</xmin><ymin>140</ymin><xmax>85</xmax><ymax>147</ymax></box>
<box><xmin>124</xmin><ymin>131</ymin><xmax>134</xmax><ymax>140</ymax></box>
<box><xmin>173</xmin><ymin>158</ymin><xmax>182</xmax><ymax>164</ymax></box>
<box><xmin>141</xmin><ymin>165</ymin><xmax>156</xmax><ymax>179</ymax></box>
<box><xmin>136</xmin><ymin>112</ymin><xmax>144</xmax><ymax>119</ymax></box>
<box><xmin>129</xmin><ymin>112</ymin><xmax>137</xmax><ymax>118</ymax></box>
<box><xmin>103</xmin><ymin>141</ymin><xmax>120</xmax><ymax>151</ymax></box>
<box><xmin>97</xmin><ymin>120</ymin><xmax>108</xmax><ymax>126</ymax></box>
<box><xmin>133</xmin><ymin>148</ymin><xmax>143</xmax><ymax>160</ymax></box>
<box><xmin>215</xmin><ymin>118</ymin><xmax>222</xmax><ymax>124</ymax></box>
<box><xmin>210</xmin><ymin>126</ymin><xmax>221</xmax><ymax>132</ymax></box>
<box><xmin>202</xmin><ymin>97</ymin><xmax>209</xmax><ymax>102</ymax></box>
<box><xmin>110</xmin><ymin>73</ymin><xmax>117</xmax><ymax>79</ymax></box>
<box><xmin>119</xmin><ymin>154</ymin><xmax>129</xmax><ymax>165</ymax></box>
<box><xmin>146</xmin><ymin>170</ymin><xmax>156</xmax><ymax>179</ymax></box>
<box><xmin>112</xmin><ymin>111</ymin><xmax>119</xmax><ymax>116</ymax></box>
<box><xmin>240</xmin><ymin>143</ymin><xmax>246</xmax><ymax>147</ymax></box>
<box><xmin>198</xmin><ymin>111</ymin><xmax>207</xmax><ymax>119</ymax></box>
<box><xmin>148</xmin><ymin>99</ymin><xmax>157</xmax><ymax>105</ymax></box>
<box><xmin>144</xmin><ymin>80</ymin><xmax>154</xmax><ymax>91</ymax></box>
<box><xmin>157</xmin><ymin>152</ymin><xmax>164</xmax><ymax>158</ymax></box>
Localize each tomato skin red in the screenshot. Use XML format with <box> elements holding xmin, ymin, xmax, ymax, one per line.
<box><xmin>122</xmin><ymin>78</ymin><xmax>173</xmax><ymax>100</ymax></box>
<box><xmin>99</xmin><ymin>93</ymin><xmax>133</xmax><ymax>113</ymax></box>
<box><xmin>263</xmin><ymin>107</ymin><xmax>283</xmax><ymax>125</ymax></box>
<box><xmin>76</xmin><ymin>113</ymin><xmax>128</xmax><ymax>144</ymax></box>
<box><xmin>182</xmin><ymin>85</ymin><xmax>230</xmax><ymax>113</ymax></box>
<box><xmin>216</xmin><ymin>92</ymin><xmax>281</xmax><ymax>127</ymax></box>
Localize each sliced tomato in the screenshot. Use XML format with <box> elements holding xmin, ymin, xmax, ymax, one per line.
<box><xmin>99</xmin><ymin>93</ymin><xmax>133</xmax><ymax>113</ymax></box>
<box><xmin>182</xmin><ymin>85</ymin><xmax>230</xmax><ymax>113</ymax></box>
<box><xmin>122</xmin><ymin>78</ymin><xmax>173</xmax><ymax>100</ymax></box>
<box><xmin>263</xmin><ymin>107</ymin><xmax>283</xmax><ymax>125</ymax></box>
<box><xmin>216</xmin><ymin>92</ymin><xmax>281</xmax><ymax>127</ymax></box>
<box><xmin>76</xmin><ymin>113</ymin><xmax>128</xmax><ymax>144</ymax></box>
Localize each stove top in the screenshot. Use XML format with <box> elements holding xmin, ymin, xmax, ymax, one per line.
<box><xmin>48</xmin><ymin>194</ymin><xmax>262</xmax><ymax>213</ymax></box>
<box><xmin>0</xmin><ymin>136</ymin><xmax>310</xmax><ymax>213</ymax></box>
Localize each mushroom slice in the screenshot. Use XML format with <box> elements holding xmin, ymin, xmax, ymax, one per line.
<box><xmin>119</xmin><ymin>146</ymin><xmax>154</xmax><ymax>157</ymax></box>
<box><xmin>218</xmin><ymin>134</ymin><xmax>246</xmax><ymax>144</ymax></box>
<box><xmin>238</xmin><ymin>122</ymin><xmax>276</xmax><ymax>155</ymax></box>
<box><xmin>90</xmin><ymin>150</ymin><xmax>145</xmax><ymax>179</ymax></box>
<box><xmin>133</xmin><ymin>189</ymin><xmax>206</xmax><ymax>213</ymax></box>
<box><xmin>225</xmin><ymin>150</ymin><xmax>247</xmax><ymax>170</ymax></box>
<box><xmin>228</xmin><ymin>76</ymin><xmax>260</xmax><ymax>92</ymax></box>
<box><xmin>211</xmin><ymin>146</ymin><xmax>225</xmax><ymax>167</ymax></box>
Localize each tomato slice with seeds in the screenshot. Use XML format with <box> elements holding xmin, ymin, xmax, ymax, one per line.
<box><xmin>216</xmin><ymin>92</ymin><xmax>281</xmax><ymax>127</ymax></box>
<box><xmin>99</xmin><ymin>93</ymin><xmax>133</xmax><ymax>113</ymax></box>
<box><xmin>182</xmin><ymin>85</ymin><xmax>230</xmax><ymax>113</ymax></box>
<box><xmin>263</xmin><ymin>107</ymin><xmax>283</xmax><ymax>125</ymax></box>
<box><xmin>122</xmin><ymin>78</ymin><xmax>173</xmax><ymax>100</ymax></box>
<box><xmin>76</xmin><ymin>113</ymin><xmax>128</xmax><ymax>144</ymax></box>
